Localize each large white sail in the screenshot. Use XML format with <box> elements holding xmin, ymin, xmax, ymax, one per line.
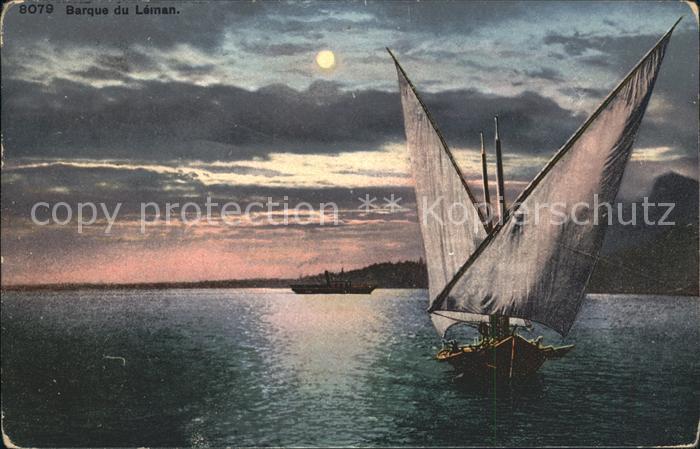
<box><xmin>388</xmin><ymin>50</ymin><xmax>490</xmax><ymax>335</ymax></box>
<box><xmin>429</xmin><ymin>21</ymin><xmax>679</xmax><ymax>336</ymax></box>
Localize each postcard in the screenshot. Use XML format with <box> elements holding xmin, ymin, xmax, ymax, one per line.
<box><xmin>1</xmin><ymin>1</ymin><xmax>698</xmax><ymax>447</ymax></box>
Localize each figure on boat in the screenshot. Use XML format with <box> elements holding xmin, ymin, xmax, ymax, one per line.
<box><xmin>438</xmin><ymin>315</ymin><xmax>573</xmax><ymax>381</ymax></box>
<box><xmin>387</xmin><ymin>19</ymin><xmax>680</xmax><ymax>381</ymax></box>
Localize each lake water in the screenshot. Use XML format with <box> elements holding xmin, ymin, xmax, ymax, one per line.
<box><xmin>1</xmin><ymin>289</ymin><xmax>698</xmax><ymax>447</ymax></box>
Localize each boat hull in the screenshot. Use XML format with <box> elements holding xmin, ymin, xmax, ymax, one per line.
<box><xmin>437</xmin><ymin>334</ymin><xmax>573</xmax><ymax>381</ymax></box>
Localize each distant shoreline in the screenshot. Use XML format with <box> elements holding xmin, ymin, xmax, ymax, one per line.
<box><xmin>2</xmin><ymin>283</ymin><xmax>698</xmax><ymax>299</ymax></box>
<box><xmin>0</xmin><ymin>280</ymin><xmax>422</xmax><ymax>292</ymax></box>
<box><xmin>0</xmin><ymin>260</ymin><xmax>430</xmax><ymax>293</ymax></box>
<box><xmin>3</xmin><ymin>283</ymin><xmax>698</xmax><ymax>298</ymax></box>
<box><xmin>1</xmin><ymin>280</ymin><xmax>299</xmax><ymax>292</ymax></box>
<box><xmin>2</xmin><ymin>258</ymin><xmax>697</xmax><ymax>296</ymax></box>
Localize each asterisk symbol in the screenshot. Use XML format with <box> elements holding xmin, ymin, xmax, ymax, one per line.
<box><xmin>357</xmin><ymin>194</ymin><xmax>378</xmax><ymax>212</ymax></box>
<box><xmin>383</xmin><ymin>194</ymin><xmax>404</xmax><ymax>212</ymax></box>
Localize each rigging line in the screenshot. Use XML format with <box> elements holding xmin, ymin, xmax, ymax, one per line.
<box><xmin>431</xmin><ymin>311</ymin><xmax>532</xmax><ymax>327</ymax></box>
<box><xmin>431</xmin><ymin>311</ymin><xmax>482</xmax><ymax>327</ymax></box>
<box><xmin>428</xmin><ymin>18</ymin><xmax>681</xmax><ymax>313</ymax></box>
<box><xmin>386</xmin><ymin>48</ymin><xmax>489</xmax><ymax>232</ymax></box>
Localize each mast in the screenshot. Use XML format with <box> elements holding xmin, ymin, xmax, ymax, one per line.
<box><xmin>480</xmin><ymin>132</ymin><xmax>493</xmax><ymax>233</ymax></box>
<box><xmin>494</xmin><ymin>117</ymin><xmax>506</xmax><ymax>224</ymax></box>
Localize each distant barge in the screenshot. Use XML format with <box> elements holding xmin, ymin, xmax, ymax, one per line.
<box><xmin>291</xmin><ymin>271</ymin><xmax>376</xmax><ymax>294</ymax></box>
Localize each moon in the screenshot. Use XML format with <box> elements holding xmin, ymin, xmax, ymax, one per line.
<box><xmin>315</xmin><ymin>50</ymin><xmax>336</xmax><ymax>69</ymax></box>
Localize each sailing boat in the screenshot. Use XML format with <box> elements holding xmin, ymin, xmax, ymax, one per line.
<box><xmin>388</xmin><ymin>19</ymin><xmax>680</xmax><ymax>381</ymax></box>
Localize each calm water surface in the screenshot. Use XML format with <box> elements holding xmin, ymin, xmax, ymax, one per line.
<box><xmin>2</xmin><ymin>289</ymin><xmax>698</xmax><ymax>447</ymax></box>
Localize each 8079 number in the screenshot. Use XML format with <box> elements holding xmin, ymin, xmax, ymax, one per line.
<box><xmin>19</xmin><ymin>3</ymin><xmax>54</xmax><ymax>14</ymax></box>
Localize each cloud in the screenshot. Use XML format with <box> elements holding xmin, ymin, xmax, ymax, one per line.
<box><xmin>543</xmin><ymin>28</ymin><xmax>698</xmax><ymax>156</ymax></box>
<box><xmin>543</xmin><ymin>31</ymin><xmax>602</xmax><ymax>56</ymax></box>
<box><xmin>240</xmin><ymin>40</ymin><xmax>318</xmax><ymax>57</ymax></box>
<box><xmin>543</xmin><ymin>27</ymin><xmax>695</xmax><ymax>72</ymax></box>
<box><xmin>71</xmin><ymin>66</ymin><xmax>133</xmax><ymax>83</ymax></box>
<box><xmin>2</xmin><ymin>71</ymin><xmax>589</xmax><ymax>163</ymax></box>
<box><xmin>558</xmin><ymin>86</ymin><xmax>608</xmax><ymax>98</ymax></box>
<box><xmin>2</xmin><ymin>143</ymin><xmax>412</xmax><ymax>190</ymax></box>
<box><xmin>371</xmin><ymin>0</ymin><xmax>528</xmax><ymax>34</ymax></box>
<box><xmin>525</xmin><ymin>67</ymin><xmax>564</xmax><ymax>82</ymax></box>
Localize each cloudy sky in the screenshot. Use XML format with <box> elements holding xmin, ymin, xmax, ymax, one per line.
<box><xmin>1</xmin><ymin>0</ymin><xmax>697</xmax><ymax>284</ymax></box>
